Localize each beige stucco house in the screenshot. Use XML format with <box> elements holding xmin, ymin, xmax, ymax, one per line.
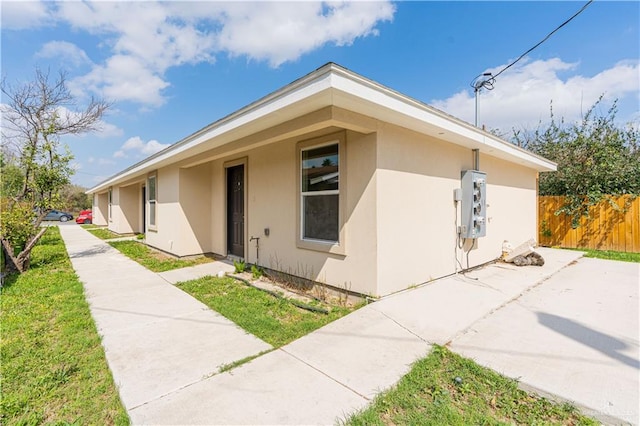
<box><xmin>88</xmin><ymin>63</ymin><xmax>555</xmax><ymax>297</ymax></box>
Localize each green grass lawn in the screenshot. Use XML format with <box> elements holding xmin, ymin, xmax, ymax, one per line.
<box><xmin>178</xmin><ymin>276</ymin><xmax>353</xmax><ymax>347</ymax></box>
<box><xmin>346</xmin><ymin>345</ymin><xmax>596</xmax><ymax>426</ymax></box>
<box><xmin>109</xmin><ymin>240</ymin><xmax>213</xmax><ymax>272</ymax></box>
<box><xmin>568</xmin><ymin>248</ymin><xmax>640</xmax><ymax>263</ymax></box>
<box><xmin>0</xmin><ymin>227</ymin><xmax>128</xmax><ymax>425</ymax></box>
<box><xmin>87</xmin><ymin>228</ymin><xmax>122</xmax><ymax>240</ymax></box>
<box><xmin>80</xmin><ymin>224</ymin><xmax>100</xmax><ymax>230</ymax></box>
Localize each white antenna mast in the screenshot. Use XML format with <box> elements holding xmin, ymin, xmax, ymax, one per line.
<box><xmin>470</xmin><ymin>73</ymin><xmax>495</xmax><ymax>127</ymax></box>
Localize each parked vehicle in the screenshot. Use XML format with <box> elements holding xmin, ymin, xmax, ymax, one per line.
<box><xmin>44</xmin><ymin>210</ymin><xmax>73</xmax><ymax>222</ymax></box>
<box><xmin>76</xmin><ymin>209</ymin><xmax>93</xmax><ymax>224</ymax></box>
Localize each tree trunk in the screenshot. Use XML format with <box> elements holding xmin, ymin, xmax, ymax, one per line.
<box><xmin>1</xmin><ymin>227</ymin><xmax>47</xmax><ymax>274</ymax></box>
<box><xmin>1</xmin><ymin>239</ymin><xmax>22</xmax><ymax>273</ymax></box>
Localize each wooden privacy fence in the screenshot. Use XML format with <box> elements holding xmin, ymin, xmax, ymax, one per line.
<box><xmin>538</xmin><ymin>195</ymin><xmax>640</xmax><ymax>253</ymax></box>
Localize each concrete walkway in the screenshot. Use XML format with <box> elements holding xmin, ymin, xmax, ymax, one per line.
<box><xmin>450</xmin><ymin>257</ymin><xmax>639</xmax><ymax>425</ymax></box>
<box><xmin>59</xmin><ymin>226</ymin><xmax>271</xmax><ymax>411</ymax></box>
<box><xmin>158</xmin><ymin>261</ymin><xmax>235</xmax><ymax>284</ymax></box>
<box><xmin>60</xmin><ymin>225</ymin><xmax>638</xmax><ymax>425</ymax></box>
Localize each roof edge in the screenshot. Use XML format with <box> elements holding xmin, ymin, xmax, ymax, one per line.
<box><xmin>89</xmin><ymin>62</ymin><xmax>556</xmax><ymax>193</ymax></box>
<box><xmin>88</xmin><ymin>62</ymin><xmax>341</xmax><ymax>193</ymax></box>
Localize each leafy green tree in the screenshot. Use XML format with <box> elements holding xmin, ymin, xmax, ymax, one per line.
<box><xmin>514</xmin><ymin>97</ymin><xmax>640</xmax><ymax>227</ymax></box>
<box><xmin>1</xmin><ymin>68</ymin><xmax>109</xmax><ymax>273</ymax></box>
<box><xmin>0</xmin><ymin>151</ymin><xmax>24</xmax><ymax>199</ymax></box>
<box><xmin>60</xmin><ymin>184</ymin><xmax>92</xmax><ymax>213</ymax></box>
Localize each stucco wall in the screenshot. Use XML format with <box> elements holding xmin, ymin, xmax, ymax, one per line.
<box><xmin>120</xmin><ymin>184</ymin><xmax>142</xmax><ymax>234</ymax></box>
<box><xmin>107</xmin><ymin>184</ymin><xmax>141</xmax><ymax>234</ymax></box>
<box><xmin>93</xmin><ymin>192</ymin><xmax>108</xmax><ymax>226</ymax></box>
<box><xmin>481</xmin><ymin>154</ymin><xmax>537</xmax><ymax>253</ymax></box>
<box><xmin>179</xmin><ymin>163</ymin><xmax>213</xmax><ymax>254</ymax></box>
<box><xmin>146</xmin><ymin>167</ymin><xmax>180</xmax><ymax>254</ymax></box>
<box><xmin>108</xmin><ymin>187</ymin><xmax>121</xmax><ymax>233</ymax></box>
<box><xmin>144</xmin><ymin>163</ymin><xmax>214</xmax><ymax>256</ymax></box>
<box><xmin>206</xmin><ymin>129</ymin><xmax>378</xmax><ymax>295</ymax></box>
<box><xmin>375</xmin><ymin>124</ymin><xmax>537</xmax><ymax>295</ymax></box>
<box><xmin>124</xmin><ymin>121</ymin><xmax>537</xmax><ymax>297</ymax></box>
<box><xmin>210</xmin><ymin>158</ymin><xmax>225</xmax><ymax>255</ymax></box>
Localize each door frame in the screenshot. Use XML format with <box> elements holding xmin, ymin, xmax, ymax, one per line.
<box><xmin>224</xmin><ymin>157</ymin><xmax>248</xmax><ymax>259</ymax></box>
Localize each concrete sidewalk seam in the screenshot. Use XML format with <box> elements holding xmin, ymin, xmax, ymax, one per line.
<box><xmin>89</xmin><ymin>306</ymin><xmax>212</xmax><ymax>330</ymax></box>
<box><xmin>155</xmin><ymin>272</ymin><xmax>177</xmax><ymax>286</ymax></box>
<box><xmin>279</xmin><ymin>347</ymin><xmax>372</xmax><ymax>402</ymax></box>
<box><xmin>453</xmin><ymin>272</ymin><xmax>506</xmax><ymax>293</ymax></box>
<box><xmin>128</xmin><ymin>347</ymin><xmax>278</xmax><ymax>411</ymax></box>
<box><xmin>444</xmin><ymin>257</ymin><xmax>585</xmax><ymax>345</ymax></box>
<box><xmin>59</xmin><ymin>225</ymin><xmax>273</xmax><ymax>416</ymax></box>
<box><xmin>126</xmin><ymin>371</ymin><xmax>219</xmax><ymax>411</ymax></box>
<box><xmin>370</xmin><ymin>307</ymin><xmax>431</xmax><ymax>345</ymax></box>
<box><xmin>63</xmin><ymin>226</ymin><xmax>629</xmax><ymax>424</ymax></box>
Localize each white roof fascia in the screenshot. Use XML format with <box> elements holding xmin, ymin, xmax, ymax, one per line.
<box><xmin>328</xmin><ymin>67</ymin><xmax>556</xmax><ymax>172</ymax></box>
<box><xmin>88</xmin><ymin>67</ymin><xmax>336</xmax><ymax>193</ymax></box>
<box><xmin>89</xmin><ymin>63</ymin><xmax>555</xmax><ymax>194</ymax></box>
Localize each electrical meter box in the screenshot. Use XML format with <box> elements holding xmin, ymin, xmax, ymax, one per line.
<box><xmin>460</xmin><ymin>170</ymin><xmax>487</xmax><ymax>239</ymax></box>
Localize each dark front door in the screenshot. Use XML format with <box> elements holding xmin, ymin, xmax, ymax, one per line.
<box><xmin>227</xmin><ymin>165</ymin><xmax>244</xmax><ymax>257</ymax></box>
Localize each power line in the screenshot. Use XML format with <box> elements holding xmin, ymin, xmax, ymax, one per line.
<box><xmin>469</xmin><ymin>0</ymin><xmax>594</xmax><ymax>127</ymax></box>
<box><xmin>73</xmin><ymin>170</ymin><xmax>103</xmax><ymax>177</ymax></box>
<box><xmin>470</xmin><ymin>0</ymin><xmax>594</xmax><ymax>90</ymax></box>
<box><xmin>492</xmin><ymin>0</ymin><xmax>594</xmax><ymax>80</ymax></box>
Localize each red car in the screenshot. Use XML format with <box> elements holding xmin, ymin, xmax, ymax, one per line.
<box><xmin>76</xmin><ymin>209</ymin><xmax>93</xmax><ymax>224</ymax></box>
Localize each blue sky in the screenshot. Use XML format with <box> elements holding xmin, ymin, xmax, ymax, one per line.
<box><xmin>1</xmin><ymin>1</ymin><xmax>638</xmax><ymax>186</ymax></box>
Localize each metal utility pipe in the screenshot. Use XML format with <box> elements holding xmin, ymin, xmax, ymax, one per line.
<box><xmin>250</xmin><ymin>236</ymin><xmax>260</xmax><ymax>266</ymax></box>
<box><xmin>475</xmin><ymin>88</ymin><xmax>479</xmax><ymax>127</ymax></box>
<box><xmin>473</xmin><ymin>148</ymin><xmax>480</xmax><ymax>171</ymax></box>
<box><xmin>472</xmin><ymin>72</ymin><xmax>493</xmax><ymax>127</ymax></box>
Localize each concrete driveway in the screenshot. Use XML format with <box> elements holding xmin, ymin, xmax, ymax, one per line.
<box><xmin>449</xmin><ymin>257</ymin><xmax>639</xmax><ymax>425</ymax></box>
<box><xmin>58</xmin><ymin>224</ymin><xmax>638</xmax><ymax>425</ymax></box>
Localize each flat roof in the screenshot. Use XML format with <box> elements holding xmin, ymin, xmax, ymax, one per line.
<box><xmin>88</xmin><ymin>62</ymin><xmax>556</xmax><ymax>193</ymax></box>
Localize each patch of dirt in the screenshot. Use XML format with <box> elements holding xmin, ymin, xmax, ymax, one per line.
<box><xmin>229</xmin><ymin>271</ymin><xmax>360</xmax><ymax>309</ymax></box>
<box><xmin>231</xmin><ymin>272</ymin><xmax>317</xmax><ymax>305</ymax></box>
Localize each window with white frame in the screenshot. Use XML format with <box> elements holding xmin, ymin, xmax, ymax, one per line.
<box><xmin>301</xmin><ymin>142</ymin><xmax>339</xmax><ymax>242</ymax></box>
<box><xmin>108</xmin><ymin>188</ymin><xmax>112</xmax><ymax>222</ymax></box>
<box><xmin>148</xmin><ymin>175</ymin><xmax>157</xmax><ymax>229</ymax></box>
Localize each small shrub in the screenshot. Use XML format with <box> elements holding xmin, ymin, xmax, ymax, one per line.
<box><xmin>251</xmin><ymin>264</ymin><xmax>263</xmax><ymax>279</ymax></box>
<box><xmin>233</xmin><ymin>259</ymin><xmax>246</xmax><ymax>273</ymax></box>
<box><xmin>136</xmin><ymin>233</ymin><xmax>145</xmax><ymax>240</ymax></box>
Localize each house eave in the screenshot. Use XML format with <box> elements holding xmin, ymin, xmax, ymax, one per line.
<box><xmin>88</xmin><ymin>63</ymin><xmax>555</xmax><ymax>194</ymax></box>
<box><xmin>327</xmin><ymin>66</ymin><xmax>557</xmax><ymax>172</ymax></box>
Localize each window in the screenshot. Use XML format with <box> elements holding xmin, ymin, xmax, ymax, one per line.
<box><xmin>108</xmin><ymin>188</ymin><xmax>112</xmax><ymax>222</ymax></box>
<box><xmin>301</xmin><ymin>143</ymin><xmax>339</xmax><ymax>242</ymax></box>
<box><xmin>148</xmin><ymin>175</ymin><xmax>157</xmax><ymax>229</ymax></box>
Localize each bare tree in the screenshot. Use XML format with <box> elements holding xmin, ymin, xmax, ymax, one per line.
<box><xmin>1</xmin><ymin>68</ymin><xmax>110</xmax><ymax>273</ymax></box>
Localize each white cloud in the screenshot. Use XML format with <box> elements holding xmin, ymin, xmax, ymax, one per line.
<box><xmin>16</xmin><ymin>1</ymin><xmax>394</xmax><ymax>106</ymax></box>
<box><xmin>215</xmin><ymin>2</ymin><xmax>396</xmax><ymax>66</ymax></box>
<box><xmin>70</xmin><ymin>55</ymin><xmax>170</xmax><ymax>106</ymax></box>
<box><xmin>431</xmin><ymin>58</ymin><xmax>640</xmax><ymax>132</ymax></box>
<box><xmin>36</xmin><ymin>41</ymin><xmax>91</xmax><ymax>67</ymax></box>
<box><xmin>44</xmin><ymin>105</ymin><xmax>124</xmax><ymax>139</ymax></box>
<box><xmin>114</xmin><ymin>136</ymin><xmax>169</xmax><ymax>158</ymax></box>
<box><xmin>97</xmin><ymin>158</ymin><xmax>116</xmax><ymax>166</ymax></box>
<box><xmin>1</xmin><ymin>1</ymin><xmax>52</xmax><ymax>30</ymax></box>
<box><xmin>96</xmin><ymin>120</ymin><xmax>124</xmax><ymax>139</ymax></box>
